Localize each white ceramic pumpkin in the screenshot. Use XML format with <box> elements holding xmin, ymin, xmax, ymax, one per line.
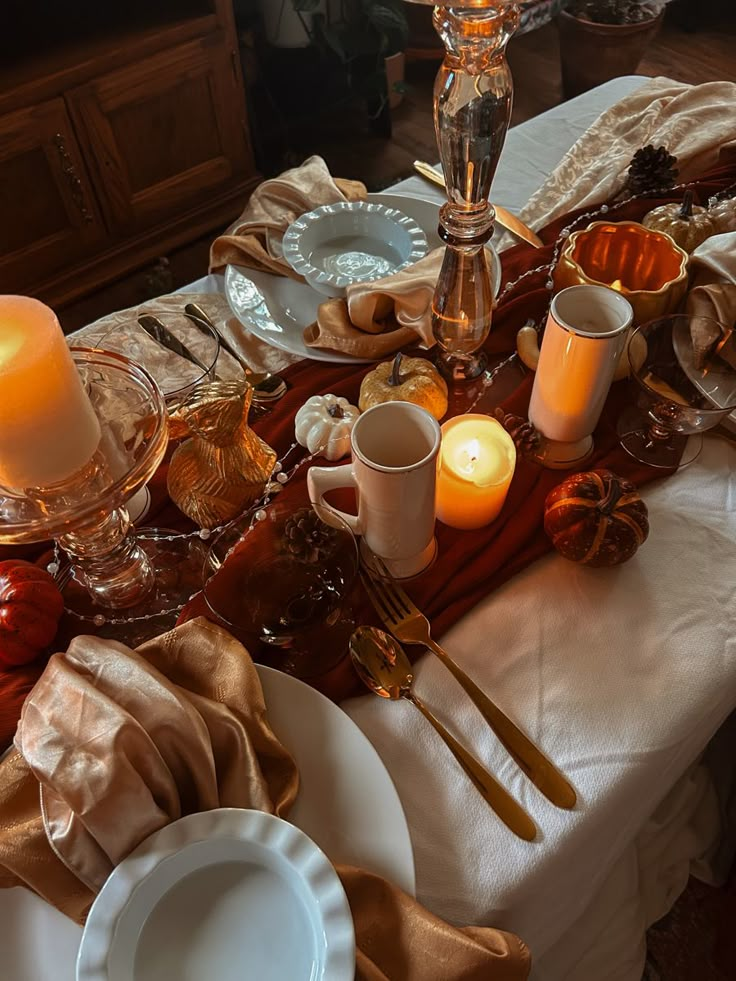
<box><xmin>294</xmin><ymin>394</ymin><xmax>360</xmax><ymax>461</ymax></box>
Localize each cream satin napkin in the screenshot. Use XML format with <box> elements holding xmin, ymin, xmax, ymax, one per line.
<box><xmin>0</xmin><ymin>619</ymin><xmax>530</xmax><ymax>980</ymax></box>
<box><xmin>514</xmin><ymin>78</ymin><xmax>736</xmax><ymax>235</ymax></box>
<box><xmin>687</xmin><ymin>232</ymin><xmax>736</xmax><ymax>369</ymax></box>
<box><xmin>304</xmin><ymin>248</ymin><xmax>442</xmax><ymax>358</ymax></box>
<box><xmin>210</xmin><ymin>155</ymin><xmax>367</xmax><ymax>279</ymax></box>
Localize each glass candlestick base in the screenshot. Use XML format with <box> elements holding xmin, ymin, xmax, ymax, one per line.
<box><xmin>0</xmin><ymin>349</ymin><xmax>207</xmax><ymax>643</ymax></box>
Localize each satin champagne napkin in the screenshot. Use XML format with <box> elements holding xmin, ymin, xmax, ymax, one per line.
<box><xmin>0</xmin><ymin>619</ymin><xmax>530</xmax><ymax>980</ymax></box>
<box><xmin>514</xmin><ymin>78</ymin><xmax>736</xmax><ymax>237</ymax></box>
<box><xmin>687</xmin><ymin>232</ymin><xmax>736</xmax><ymax>369</ymax></box>
<box><xmin>210</xmin><ymin>155</ymin><xmax>367</xmax><ymax>279</ymax></box>
<box><xmin>304</xmin><ymin>248</ymin><xmax>442</xmax><ymax>358</ymax></box>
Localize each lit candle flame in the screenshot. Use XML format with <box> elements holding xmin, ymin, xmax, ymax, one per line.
<box><xmin>457</xmin><ymin>439</ymin><xmax>480</xmax><ymax>476</ymax></box>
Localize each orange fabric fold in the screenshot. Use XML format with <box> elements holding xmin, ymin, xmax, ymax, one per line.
<box><xmin>0</xmin><ymin>619</ymin><xmax>530</xmax><ymax>980</ymax></box>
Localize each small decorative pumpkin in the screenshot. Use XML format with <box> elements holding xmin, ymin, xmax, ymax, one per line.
<box><xmin>359</xmin><ymin>352</ymin><xmax>448</xmax><ymax>420</ymax></box>
<box><xmin>642</xmin><ymin>190</ymin><xmax>715</xmax><ymax>253</ymax></box>
<box><xmin>295</xmin><ymin>394</ymin><xmax>360</xmax><ymax>461</ymax></box>
<box><xmin>708</xmin><ymin>196</ymin><xmax>736</xmax><ymax>235</ymax></box>
<box><xmin>543</xmin><ymin>470</ymin><xmax>649</xmax><ymax>567</ymax></box>
<box><xmin>0</xmin><ymin>559</ymin><xmax>64</xmax><ymax>667</ymax></box>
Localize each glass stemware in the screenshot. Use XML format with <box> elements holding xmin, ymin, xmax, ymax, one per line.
<box><xmin>96</xmin><ymin>313</ymin><xmax>221</xmax><ymax>411</ymax></box>
<box><xmin>203</xmin><ymin>501</ymin><xmax>360</xmax><ymax>682</ymax></box>
<box><xmin>617</xmin><ymin>314</ymin><xmax>736</xmax><ymax>469</ymax></box>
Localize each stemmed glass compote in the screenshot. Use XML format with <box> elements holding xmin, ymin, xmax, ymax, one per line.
<box><xmin>617</xmin><ymin>314</ymin><xmax>736</xmax><ymax>469</ymax></box>
<box><xmin>0</xmin><ymin>348</ymin><xmax>207</xmax><ymax>643</ymax></box>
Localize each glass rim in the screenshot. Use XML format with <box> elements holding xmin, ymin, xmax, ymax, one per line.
<box><xmin>628</xmin><ymin>314</ymin><xmax>736</xmax><ymax>415</ymax></box>
<box><xmin>202</xmin><ymin>500</ymin><xmax>360</xmax><ymax>632</ymax></box>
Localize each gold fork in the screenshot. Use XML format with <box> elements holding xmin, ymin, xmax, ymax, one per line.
<box><xmin>361</xmin><ymin>557</ymin><xmax>577</xmax><ymax>810</ymax></box>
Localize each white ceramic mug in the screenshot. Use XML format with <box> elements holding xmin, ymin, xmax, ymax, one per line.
<box><xmin>529</xmin><ymin>284</ymin><xmax>633</xmax><ymax>465</ymax></box>
<box><xmin>307</xmin><ymin>401</ymin><xmax>441</xmax><ymax>579</ymax></box>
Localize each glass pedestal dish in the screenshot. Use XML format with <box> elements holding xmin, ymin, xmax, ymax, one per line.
<box><xmin>0</xmin><ymin>349</ymin><xmax>206</xmax><ymax>644</ymax></box>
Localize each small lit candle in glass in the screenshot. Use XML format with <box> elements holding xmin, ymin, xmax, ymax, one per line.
<box><xmin>0</xmin><ymin>295</ymin><xmax>101</xmax><ymax>489</ymax></box>
<box><xmin>436</xmin><ymin>415</ymin><xmax>516</xmax><ymax>530</ymax></box>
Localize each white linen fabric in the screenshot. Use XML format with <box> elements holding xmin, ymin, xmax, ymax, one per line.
<box><xmin>343</xmin><ymin>437</ymin><xmax>735</xmax><ymax>979</ymax></box>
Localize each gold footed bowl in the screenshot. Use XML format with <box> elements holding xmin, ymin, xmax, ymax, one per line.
<box><xmin>553</xmin><ymin>221</ymin><xmax>689</xmax><ymax>325</ymax></box>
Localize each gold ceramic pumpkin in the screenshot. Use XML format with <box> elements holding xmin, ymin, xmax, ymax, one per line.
<box><xmin>708</xmin><ymin>197</ymin><xmax>736</xmax><ymax>235</ymax></box>
<box><xmin>359</xmin><ymin>353</ymin><xmax>448</xmax><ymax>420</ymax></box>
<box><xmin>642</xmin><ymin>191</ymin><xmax>715</xmax><ymax>253</ymax></box>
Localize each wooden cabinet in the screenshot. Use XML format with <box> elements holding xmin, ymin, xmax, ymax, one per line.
<box><xmin>0</xmin><ymin>99</ymin><xmax>106</xmax><ymax>293</ymax></box>
<box><xmin>69</xmin><ymin>35</ymin><xmax>250</xmax><ymax>235</ymax></box>
<box><xmin>0</xmin><ymin>1</ymin><xmax>258</xmax><ymax>307</ymax></box>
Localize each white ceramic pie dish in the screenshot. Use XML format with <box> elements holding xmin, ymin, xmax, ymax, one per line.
<box><xmin>282</xmin><ymin>200</ymin><xmax>429</xmax><ymax>297</ymax></box>
<box><xmin>76</xmin><ymin>808</ymin><xmax>355</xmax><ymax>981</ymax></box>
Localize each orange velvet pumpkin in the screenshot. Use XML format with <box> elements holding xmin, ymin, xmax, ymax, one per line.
<box><xmin>0</xmin><ymin>559</ymin><xmax>64</xmax><ymax>667</ymax></box>
<box><xmin>544</xmin><ymin>470</ymin><xmax>649</xmax><ymax>567</ymax></box>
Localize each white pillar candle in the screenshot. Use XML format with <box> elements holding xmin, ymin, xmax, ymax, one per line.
<box><xmin>0</xmin><ymin>296</ymin><xmax>101</xmax><ymax>489</ymax></box>
<box><xmin>436</xmin><ymin>415</ymin><xmax>516</xmax><ymax>530</ymax></box>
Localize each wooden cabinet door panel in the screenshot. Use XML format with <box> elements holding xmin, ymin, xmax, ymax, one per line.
<box><xmin>68</xmin><ymin>34</ymin><xmax>253</xmax><ymax>234</ymax></box>
<box><xmin>0</xmin><ymin>99</ymin><xmax>106</xmax><ymax>293</ymax></box>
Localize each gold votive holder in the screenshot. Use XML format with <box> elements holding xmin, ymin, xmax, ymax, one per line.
<box><xmin>553</xmin><ymin>221</ymin><xmax>689</xmax><ymax>324</ymax></box>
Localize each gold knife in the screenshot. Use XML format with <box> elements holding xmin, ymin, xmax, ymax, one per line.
<box><xmin>413</xmin><ymin>160</ymin><xmax>544</xmax><ymax>249</ymax></box>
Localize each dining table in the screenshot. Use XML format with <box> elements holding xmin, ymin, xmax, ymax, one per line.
<box><xmin>3</xmin><ymin>74</ymin><xmax>736</xmax><ymax>981</ymax></box>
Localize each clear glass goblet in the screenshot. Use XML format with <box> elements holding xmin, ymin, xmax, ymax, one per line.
<box><xmin>617</xmin><ymin>314</ymin><xmax>736</xmax><ymax>469</ymax></box>
<box><xmin>96</xmin><ymin>313</ymin><xmax>221</xmax><ymax>411</ymax></box>
<box><xmin>203</xmin><ymin>501</ymin><xmax>360</xmax><ymax>682</ymax></box>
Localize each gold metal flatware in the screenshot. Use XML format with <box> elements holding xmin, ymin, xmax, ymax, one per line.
<box><xmin>349</xmin><ymin>625</ymin><xmax>537</xmax><ymax>840</ymax></box>
<box><xmin>361</xmin><ymin>556</ymin><xmax>577</xmax><ymax>810</ymax></box>
<box><xmin>412</xmin><ymin>160</ymin><xmax>544</xmax><ymax>249</ymax></box>
<box><xmin>183</xmin><ymin>302</ymin><xmax>287</xmax><ymax>402</ymax></box>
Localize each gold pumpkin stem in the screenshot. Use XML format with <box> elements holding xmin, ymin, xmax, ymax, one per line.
<box><xmin>678</xmin><ymin>190</ymin><xmax>694</xmax><ymax>220</ymax></box>
<box><xmin>389</xmin><ymin>352</ymin><xmax>405</xmax><ymax>387</ymax></box>
<box><xmin>597</xmin><ymin>479</ymin><xmax>622</xmax><ymax>516</ymax></box>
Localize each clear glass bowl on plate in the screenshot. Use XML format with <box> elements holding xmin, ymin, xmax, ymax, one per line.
<box><xmin>203</xmin><ymin>501</ymin><xmax>360</xmax><ymax>682</ymax></box>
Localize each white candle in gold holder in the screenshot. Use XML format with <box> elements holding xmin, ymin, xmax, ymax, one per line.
<box><xmin>0</xmin><ymin>296</ymin><xmax>101</xmax><ymax>488</ymax></box>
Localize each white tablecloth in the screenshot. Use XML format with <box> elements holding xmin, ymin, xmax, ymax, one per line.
<box><xmin>183</xmin><ymin>74</ymin><xmax>735</xmax><ymax>980</ymax></box>
<box><xmin>7</xmin><ymin>75</ymin><xmax>735</xmax><ymax>981</ymax></box>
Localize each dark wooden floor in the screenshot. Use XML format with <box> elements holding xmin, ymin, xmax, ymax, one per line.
<box><xmin>59</xmin><ymin>5</ymin><xmax>736</xmax><ymax>332</ymax></box>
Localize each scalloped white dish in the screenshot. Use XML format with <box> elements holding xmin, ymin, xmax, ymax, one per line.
<box><xmin>77</xmin><ymin>809</ymin><xmax>355</xmax><ymax>981</ymax></box>
<box><xmin>225</xmin><ymin>192</ymin><xmax>503</xmax><ymax>365</ymax></box>
<box><xmin>283</xmin><ymin>200</ymin><xmax>429</xmax><ymax>296</ymax></box>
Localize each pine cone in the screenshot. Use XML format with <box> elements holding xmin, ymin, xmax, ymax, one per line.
<box><xmin>494</xmin><ymin>409</ymin><xmax>541</xmax><ymax>456</ymax></box>
<box><xmin>283</xmin><ymin>508</ymin><xmax>337</xmax><ymax>564</ymax></box>
<box><xmin>623</xmin><ymin>145</ymin><xmax>678</xmax><ymax>197</ymax></box>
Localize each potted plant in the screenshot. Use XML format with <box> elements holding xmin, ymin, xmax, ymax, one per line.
<box><xmin>558</xmin><ymin>0</ymin><xmax>672</xmax><ymax>98</ymax></box>
<box><xmin>294</xmin><ymin>0</ymin><xmax>409</xmax><ymax>119</ymax></box>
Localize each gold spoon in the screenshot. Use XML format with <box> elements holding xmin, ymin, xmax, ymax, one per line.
<box><xmin>349</xmin><ymin>626</ymin><xmax>537</xmax><ymax>841</ymax></box>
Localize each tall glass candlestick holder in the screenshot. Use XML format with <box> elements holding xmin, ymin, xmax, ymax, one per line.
<box><xmin>407</xmin><ymin>0</ymin><xmax>519</xmax><ymax>382</ymax></box>
<box><xmin>0</xmin><ymin>349</ymin><xmax>206</xmax><ymax>642</ymax></box>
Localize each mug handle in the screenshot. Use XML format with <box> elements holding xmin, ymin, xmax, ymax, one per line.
<box><xmin>307</xmin><ymin>465</ymin><xmax>361</xmax><ymax>534</ymax></box>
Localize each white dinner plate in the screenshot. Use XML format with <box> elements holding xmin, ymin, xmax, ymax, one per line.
<box><xmin>77</xmin><ymin>809</ymin><xmax>355</xmax><ymax>981</ymax></box>
<box><xmin>225</xmin><ymin>192</ymin><xmax>503</xmax><ymax>365</ymax></box>
<box><xmin>0</xmin><ymin>664</ymin><xmax>415</xmax><ymax>981</ymax></box>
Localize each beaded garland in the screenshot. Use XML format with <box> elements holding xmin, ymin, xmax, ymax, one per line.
<box><xmin>51</xmin><ymin>176</ymin><xmax>731</xmax><ymax>627</ymax></box>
